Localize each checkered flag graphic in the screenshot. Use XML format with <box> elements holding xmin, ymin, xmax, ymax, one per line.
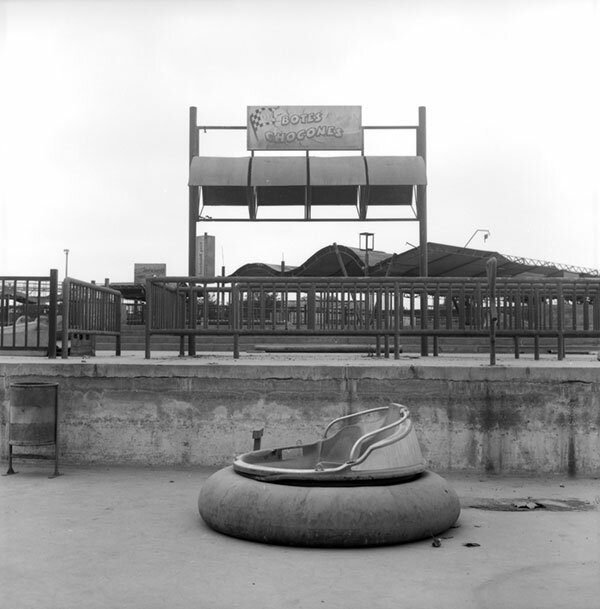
<box><xmin>249</xmin><ymin>107</ymin><xmax>277</xmax><ymax>137</ymax></box>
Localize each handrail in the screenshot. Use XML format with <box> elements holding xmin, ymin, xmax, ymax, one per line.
<box><xmin>61</xmin><ymin>277</ymin><xmax>122</xmax><ymax>358</ymax></box>
<box><xmin>347</xmin><ymin>404</ymin><xmax>409</xmax><ymax>463</ymax></box>
<box><xmin>145</xmin><ymin>272</ymin><xmax>600</xmax><ymax>361</ymax></box>
<box><xmin>0</xmin><ymin>270</ymin><xmax>58</xmax><ymax>357</ymax></box>
<box><xmin>323</xmin><ymin>406</ymin><xmax>390</xmax><ymax>437</ymax></box>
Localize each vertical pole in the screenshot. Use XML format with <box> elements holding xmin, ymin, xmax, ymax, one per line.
<box><xmin>145</xmin><ymin>279</ymin><xmax>152</xmax><ymax>359</ymax></box>
<box><xmin>61</xmin><ymin>279</ymin><xmax>70</xmax><ymax>359</ymax></box>
<box><xmin>189</xmin><ymin>284</ymin><xmax>197</xmax><ymax>357</ymax></box>
<box><xmin>232</xmin><ymin>283</ymin><xmax>240</xmax><ymax>359</ymax></box>
<box><xmin>188</xmin><ymin>107</ymin><xmax>199</xmax><ymax>356</ymax></box>
<box><xmin>557</xmin><ymin>283</ymin><xmax>565</xmax><ymax>360</ymax></box>
<box><xmin>189</xmin><ymin>107</ymin><xmax>199</xmax><ymax>275</ymax></box>
<box><xmin>48</xmin><ymin>269</ymin><xmax>58</xmax><ymax>359</ymax></box>
<box><xmin>487</xmin><ymin>257</ymin><xmax>498</xmax><ymax>366</ymax></box>
<box><xmin>417</xmin><ymin>106</ymin><xmax>428</xmax><ymax>275</ymax></box>
<box><xmin>417</xmin><ymin>106</ymin><xmax>428</xmax><ymax>356</ymax></box>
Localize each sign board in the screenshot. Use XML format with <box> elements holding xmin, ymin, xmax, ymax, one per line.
<box><xmin>196</xmin><ymin>234</ymin><xmax>216</xmax><ymax>276</ymax></box>
<box><xmin>134</xmin><ymin>263</ymin><xmax>166</xmax><ymax>284</ymax></box>
<box><xmin>247</xmin><ymin>106</ymin><xmax>362</xmax><ymax>151</ymax></box>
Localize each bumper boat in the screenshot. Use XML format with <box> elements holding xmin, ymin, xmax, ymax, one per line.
<box><xmin>199</xmin><ymin>403</ymin><xmax>460</xmax><ymax>547</ymax></box>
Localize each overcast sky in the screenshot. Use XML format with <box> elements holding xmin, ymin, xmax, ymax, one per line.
<box><xmin>1</xmin><ymin>0</ymin><xmax>598</xmax><ymax>281</ymax></box>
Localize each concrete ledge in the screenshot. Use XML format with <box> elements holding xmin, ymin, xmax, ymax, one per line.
<box><xmin>1</xmin><ymin>353</ymin><xmax>599</xmax><ymax>475</ymax></box>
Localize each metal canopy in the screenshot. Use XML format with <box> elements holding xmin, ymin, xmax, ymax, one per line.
<box><xmin>250</xmin><ymin>156</ymin><xmax>306</xmax><ymax>207</ymax></box>
<box><xmin>189</xmin><ymin>155</ymin><xmax>425</xmax><ymax>188</ymax></box>
<box><xmin>190</xmin><ymin>156</ymin><xmax>251</xmax><ymax>208</ymax></box>
<box><xmin>189</xmin><ymin>157</ymin><xmax>250</xmax><ymax>186</ymax></box>
<box><xmin>230</xmin><ymin>242</ymin><xmax>598</xmax><ymax>279</ymax></box>
<box><xmin>250</xmin><ymin>156</ymin><xmax>306</xmax><ymax>186</ymax></box>
<box><xmin>365</xmin><ymin>156</ymin><xmax>426</xmax><ymax>185</ymax></box>
<box><xmin>189</xmin><ymin>154</ymin><xmax>425</xmax><ymax>212</ymax></box>
<box><xmin>309</xmin><ymin>156</ymin><xmax>366</xmax><ymax>186</ymax></box>
<box><xmin>364</xmin><ymin>156</ymin><xmax>426</xmax><ymax>208</ymax></box>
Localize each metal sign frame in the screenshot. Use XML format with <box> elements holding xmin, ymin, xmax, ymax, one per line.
<box><xmin>188</xmin><ymin>106</ymin><xmax>428</xmax><ymax>279</ymax></box>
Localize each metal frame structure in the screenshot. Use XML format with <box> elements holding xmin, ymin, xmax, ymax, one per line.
<box><xmin>0</xmin><ymin>271</ymin><xmax>58</xmax><ymax>357</ymax></box>
<box><xmin>61</xmin><ymin>278</ymin><xmax>122</xmax><ymax>359</ymax></box>
<box><xmin>188</xmin><ymin>106</ymin><xmax>428</xmax><ymax>279</ymax></box>
<box><xmin>144</xmin><ymin>274</ymin><xmax>600</xmax><ymax>364</ymax></box>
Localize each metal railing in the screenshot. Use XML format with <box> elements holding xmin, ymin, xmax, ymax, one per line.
<box><xmin>0</xmin><ymin>270</ymin><xmax>59</xmax><ymax>357</ymax></box>
<box><xmin>145</xmin><ymin>274</ymin><xmax>600</xmax><ymax>362</ymax></box>
<box><xmin>61</xmin><ymin>278</ymin><xmax>122</xmax><ymax>358</ymax></box>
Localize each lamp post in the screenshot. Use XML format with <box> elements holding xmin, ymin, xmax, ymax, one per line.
<box><xmin>359</xmin><ymin>232</ymin><xmax>374</xmax><ymax>276</ymax></box>
<box><xmin>63</xmin><ymin>249</ymin><xmax>70</xmax><ymax>279</ymax></box>
<box><xmin>464</xmin><ymin>229</ymin><xmax>491</xmax><ymax>248</ymax></box>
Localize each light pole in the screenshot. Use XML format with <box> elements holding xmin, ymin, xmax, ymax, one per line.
<box><xmin>63</xmin><ymin>249</ymin><xmax>69</xmax><ymax>279</ymax></box>
<box><xmin>359</xmin><ymin>232</ymin><xmax>374</xmax><ymax>276</ymax></box>
<box><xmin>464</xmin><ymin>229</ymin><xmax>491</xmax><ymax>248</ymax></box>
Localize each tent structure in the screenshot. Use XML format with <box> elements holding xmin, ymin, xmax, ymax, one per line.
<box><xmin>231</xmin><ymin>242</ymin><xmax>599</xmax><ymax>279</ymax></box>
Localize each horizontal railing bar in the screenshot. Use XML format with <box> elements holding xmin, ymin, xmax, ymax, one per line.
<box><xmin>0</xmin><ymin>276</ymin><xmax>52</xmax><ymax>282</ymax></box>
<box><xmin>362</xmin><ymin>125</ymin><xmax>418</xmax><ymax>130</ymax></box>
<box><xmin>148</xmin><ymin>276</ymin><xmax>491</xmax><ymax>285</ymax></box>
<box><xmin>195</xmin><ymin>125</ymin><xmax>418</xmax><ymax>131</ymax></box>
<box><xmin>65</xmin><ymin>330</ymin><xmax>120</xmax><ymax>336</ymax></box>
<box><xmin>195</xmin><ymin>218</ymin><xmax>420</xmax><ymax>222</ymax></box>
<box><xmin>147</xmin><ymin>275</ymin><xmax>600</xmax><ymax>285</ymax></box>
<box><xmin>197</xmin><ymin>125</ymin><xmax>246</xmax><ymax>130</ymax></box>
<box><xmin>65</xmin><ymin>277</ymin><xmax>122</xmax><ymax>296</ymax></box>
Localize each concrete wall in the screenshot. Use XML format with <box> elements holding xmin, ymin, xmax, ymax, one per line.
<box><xmin>1</xmin><ymin>361</ymin><xmax>599</xmax><ymax>475</ymax></box>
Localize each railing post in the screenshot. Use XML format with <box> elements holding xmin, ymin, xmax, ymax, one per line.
<box><xmin>557</xmin><ymin>283</ymin><xmax>565</xmax><ymax>360</ymax></box>
<box><xmin>179</xmin><ymin>286</ymin><xmax>186</xmax><ymax>357</ymax></box>
<box><xmin>61</xmin><ymin>278</ymin><xmax>70</xmax><ymax>359</ymax></box>
<box><xmin>144</xmin><ymin>279</ymin><xmax>152</xmax><ymax>359</ymax></box>
<box><xmin>115</xmin><ymin>288</ymin><xmax>122</xmax><ymax>357</ymax></box>
<box><xmin>308</xmin><ymin>286</ymin><xmax>316</xmax><ymax>330</ymax></box>
<box><xmin>433</xmin><ymin>289</ymin><xmax>439</xmax><ymax>357</ymax></box>
<box><xmin>486</xmin><ymin>257</ymin><xmax>498</xmax><ymax>366</ymax></box>
<box><xmin>232</xmin><ymin>282</ymin><xmax>240</xmax><ymax>359</ymax></box>
<box><xmin>420</xmin><ymin>286</ymin><xmax>428</xmax><ymax>356</ymax></box>
<box><xmin>48</xmin><ymin>269</ymin><xmax>58</xmax><ymax>359</ymax></box>
<box><xmin>394</xmin><ymin>282</ymin><xmax>401</xmax><ymax>359</ymax></box>
<box><xmin>188</xmin><ymin>283</ymin><xmax>197</xmax><ymax>357</ymax></box>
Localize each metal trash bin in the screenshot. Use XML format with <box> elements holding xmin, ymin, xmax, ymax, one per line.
<box><xmin>5</xmin><ymin>382</ymin><xmax>60</xmax><ymax>477</ymax></box>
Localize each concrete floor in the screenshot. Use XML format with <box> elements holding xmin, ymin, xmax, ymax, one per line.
<box><xmin>1</xmin><ymin>464</ymin><xmax>598</xmax><ymax>609</ymax></box>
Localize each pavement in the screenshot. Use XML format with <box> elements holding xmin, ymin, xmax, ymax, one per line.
<box><xmin>1</xmin><ymin>349</ymin><xmax>599</xmax><ymax>368</ymax></box>
<box><xmin>1</xmin><ymin>464</ymin><xmax>599</xmax><ymax>609</ymax></box>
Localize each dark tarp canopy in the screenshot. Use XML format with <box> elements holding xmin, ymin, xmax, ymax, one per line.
<box><xmin>189</xmin><ymin>155</ymin><xmax>426</xmax><ymax>220</ymax></box>
<box><xmin>231</xmin><ymin>242</ymin><xmax>598</xmax><ymax>279</ymax></box>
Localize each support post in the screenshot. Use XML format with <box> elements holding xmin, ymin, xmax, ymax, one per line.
<box><xmin>417</xmin><ymin>106</ymin><xmax>428</xmax><ymax>356</ymax></box>
<box><xmin>48</xmin><ymin>269</ymin><xmax>58</xmax><ymax>359</ymax></box>
<box><xmin>61</xmin><ymin>278</ymin><xmax>70</xmax><ymax>359</ymax></box>
<box><xmin>189</xmin><ymin>106</ymin><xmax>199</xmax><ymax>276</ymax></box>
<box><xmin>487</xmin><ymin>257</ymin><xmax>498</xmax><ymax>366</ymax></box>
<box><xmin>188</xmin><ymin>107</ymin><xmax>199</xmax><ymax>356</ymax></box>
<box><xmin>144</xmin><ymin>279</ymin><xmax>152</xmax><ymax>359</ymax></box>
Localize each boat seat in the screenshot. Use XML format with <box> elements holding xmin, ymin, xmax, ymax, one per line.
<box><xmin>316</xmin><ymin>424</ymin><xmax>364</xmax><ymax>467</ymax></box>
<box><xmin>352</xmin><ymin>404</ymin><xmax>406</xmax><ymax>459</ymax></box>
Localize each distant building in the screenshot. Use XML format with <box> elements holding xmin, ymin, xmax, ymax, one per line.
<box><xmin>133</xmin><ymin>263</ymin><xmax>167</xmax><ymax>284</ymax></box>
<box><xmin>196</xmin><ymin>233</ymin><xmax>216</xmax><ymax>276</ymax></box>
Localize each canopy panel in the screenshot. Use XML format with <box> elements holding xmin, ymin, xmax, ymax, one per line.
<box><xmin>250</xmin><ymin>157</ymin><xmax>307</xmax><ymax>186</ymax></box>
<box><xmin>190</xmin><ymin>154</ymin><xmax>427</xmax><ymax>218</ymax></box>
<box><xmin>365</xmin><ymin>156</ymin><xmax>427</xmax><ymax>186</ymax></box>
<box><xmin>189</xmin><ymin>157</ymin><xmax>250</xmax><ymax>186</ymax></box>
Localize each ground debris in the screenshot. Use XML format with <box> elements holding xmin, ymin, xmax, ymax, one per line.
<box><xmin>513</xmin><ymin>500</ymin><xmax>545</xmax><ymax>510</ymax></box>
<box><xmin>469</xmin><ymin>497</ymin><xmax>593</xmax><ymax>512</ymax></box>
<box><xmin>431</xmin><ymin>537</ymin><xmax>442</xmax><ymax>547</ymax></box>
<box><xmin>463</xmin><ymin>542</ymin><xmax>481</xmax><ymax>548</ymax></box>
